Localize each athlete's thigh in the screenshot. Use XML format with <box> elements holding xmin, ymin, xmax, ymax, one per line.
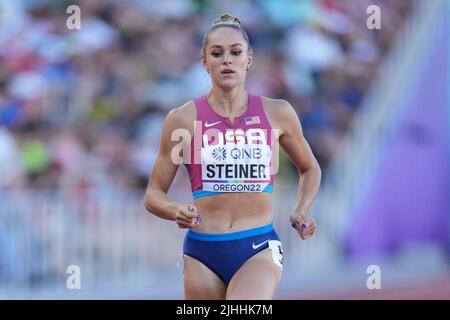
<box><xmin>226</xmin><ymin>248</ymin><xmax>282</xmax><ymax>300</ymax></box>
<box><xmin>183</xmin><ymin>255</ymin><xmax>227</xmax><ymax>300</ymax></box>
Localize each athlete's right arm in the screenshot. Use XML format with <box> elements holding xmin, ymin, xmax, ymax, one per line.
<box><xmin>143</xmin><ymin>104</ymin><xmax>199</xmax><ymax>228</ymax></box>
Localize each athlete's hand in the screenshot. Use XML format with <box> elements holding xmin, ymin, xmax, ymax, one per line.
<box><xmin>290</xmin><ymin>213</ymin><xmax>316</xmax><ymax>240</ymax></box>
<box><xmin>175</xmin><ymin>204</ymin><xmax>202</xmax><ymax>229</ymax></box>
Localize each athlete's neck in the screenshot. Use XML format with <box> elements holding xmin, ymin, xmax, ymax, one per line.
<box><xmin>207</xmin><ymin>88</ymin><xmax>248</xmax><ymax>116</ymax></box>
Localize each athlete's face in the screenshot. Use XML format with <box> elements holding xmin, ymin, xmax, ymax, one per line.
<box><xmin>203</xmin><ymin>27</ymin><xmax>252</xmax><ymax>89</ymax></box>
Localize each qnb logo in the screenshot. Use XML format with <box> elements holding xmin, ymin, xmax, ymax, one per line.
<box><xmin>366</xmin><ymin>265</ymin><xmax>381</xmax><ymax>290</ymax></box>
<box><xmin>212</xmin><ymin>146</ymin><xmax>227</xmax><ymax>161</ymax></box>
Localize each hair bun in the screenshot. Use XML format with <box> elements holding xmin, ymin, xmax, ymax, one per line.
<box><xmin>213</xmin><ymin>13</ymin><xmax>241</xmax><ymax>26</ymax></box>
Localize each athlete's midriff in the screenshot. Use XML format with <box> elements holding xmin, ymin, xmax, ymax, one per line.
<box><xmin>191</xmin><ymin>192</ymin><xmax>273</xmax><ymax>234</ymax></box>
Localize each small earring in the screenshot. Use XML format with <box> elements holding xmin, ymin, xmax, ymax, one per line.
<box><xmin>207</xmin><ymin>69</ymin><xmax>210</xmax><ymax>73</ymax></box>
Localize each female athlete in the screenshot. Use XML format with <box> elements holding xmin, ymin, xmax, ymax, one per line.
<box><xmin>144</xmin><ymin>13</ymin><xmax>321</xmax><ymax>300</ymax></box>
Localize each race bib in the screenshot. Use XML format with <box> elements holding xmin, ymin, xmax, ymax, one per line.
<box><xmin>201</xmin><ymin>143</ymin><xmax>272</xmax><ymax>193</ymax></box>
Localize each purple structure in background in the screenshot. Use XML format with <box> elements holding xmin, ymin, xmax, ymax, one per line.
<box><xmin>344</xmin><ymin>18</ymin><xmax>449</xmax><ymax>261</ymax></box>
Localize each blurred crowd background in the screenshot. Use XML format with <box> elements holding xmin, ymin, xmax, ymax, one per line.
<box><xmin>1</xmin><ymin>0</ymin><xmax>449</xmax><ymax>299</ymax></box>
<box><xmin>0</xmin><ymin>0</ymin><xmax>414</xmax><ymax>192</ymax></box>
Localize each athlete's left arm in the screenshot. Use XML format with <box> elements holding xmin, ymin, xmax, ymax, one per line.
<box><xmin>272</xmin><ymin>99</ymin><xmax>321</xmax><ymax>239</ymax></box>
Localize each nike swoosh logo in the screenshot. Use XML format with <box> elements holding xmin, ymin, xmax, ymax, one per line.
<box><xmin>252</xmin><ymin>239</ymin><xmax>271</xmax><ymax>250</ymax></box>
<box><xmin>205</xmin><ymin>121</ymin><xmax>222</xmax><ymax>128</ymax></box>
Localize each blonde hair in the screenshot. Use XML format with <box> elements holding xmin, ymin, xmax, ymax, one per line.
<box><xmin>201</xmin><ymin>13</ymin><xmax>252</xmax><ymax>59</ymax></box>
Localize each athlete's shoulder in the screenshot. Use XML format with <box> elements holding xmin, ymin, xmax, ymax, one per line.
<box><xmin>165</xmin><ymin>100</ymin><xmax>196</xmax><ymax>129</ymax></box>
<box><xmin>168</xmin><ymin>100</ymin><xmax>196</xmax><ymax>119</ymax></box>
<box><xmin>261</xmin><ymin>96</ymin><xmax>290</xmax><ymax>108</ymax></box>
<box><xmin>260</xmin><ymin>96</ymin><xmax>298</xmax><ymax>120</ymax></box>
